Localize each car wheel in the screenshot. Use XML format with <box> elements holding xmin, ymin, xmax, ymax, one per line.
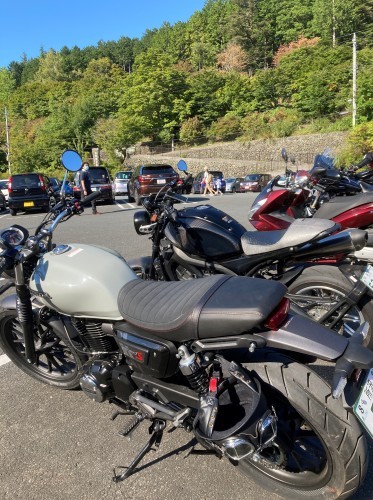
<box><xmin>9</xmin><ymin>209</ymin><xmax>16</xmax><ymax>216</ymax></box>
<box><xmin>127</xmin><ymin>188</ymin><xmax>135</xmax><ymax>203</ymax></box>
<box><xmin>134</xmin><ymin>189</ymin><xmax>141</xmax><ymax>206</ymax></box>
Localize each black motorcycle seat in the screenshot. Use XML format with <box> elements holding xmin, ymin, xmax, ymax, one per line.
<box><xmin>117</xmin><ymin>275</ymin><xmax>286</xmax><ymax>342</ymax></box>
<box><xmin>241</xmin><ymin>218</ymin><xmax>337</xmax><ymax>256</ymax></box>
<box><xmin>314</xmin><ymin>192</ymin><xmax>373</xmax><ymax>220</ymax></box>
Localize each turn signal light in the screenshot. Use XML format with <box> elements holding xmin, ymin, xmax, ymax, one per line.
<box><xmin>264</xmin><ymin>298</ymin><xmax>290</xmax><ymax>331</ymax></box>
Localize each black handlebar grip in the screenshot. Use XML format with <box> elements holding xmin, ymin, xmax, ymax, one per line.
<box><xmin>357</xmin><ymin>152</ymin><xmax>373</xmax><ymax>169</ymax></box>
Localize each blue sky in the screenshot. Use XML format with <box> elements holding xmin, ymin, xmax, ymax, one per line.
<box><xmin>0</xmin><ymin>0</ymin><xmax>206</xmax><ymax>68</ymax></box>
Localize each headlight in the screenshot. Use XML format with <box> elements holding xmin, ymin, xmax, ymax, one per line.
<box><xmin>248</xmin><ymin>199</ymin><xmax>267</xmax><ymax>218</ymax></box>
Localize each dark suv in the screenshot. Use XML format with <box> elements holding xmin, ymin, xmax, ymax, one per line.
<box><xmin>191</xmin><ymin>170</ymin><xmax>226</xmax><ymax>194</ymax></box>
<box><xmin>8</xmin><ymin>173</ymin><xmax>55</xmax><ymax>216</ymax></box>
<box><xmin>73</xmin><ymin>166</ymin><xmax>115</xmax><ymax>204</ymax></box>
<box><xmin>128</xmin><ymin>164</ymin><xmax>179</xmax><ymax>205</ymax></box>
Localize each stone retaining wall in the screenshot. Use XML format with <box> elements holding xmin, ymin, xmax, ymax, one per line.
<box><xmin>123</xmin><ymin>132</ymin><xmax>348</xmax><ymax>177</ymax></box>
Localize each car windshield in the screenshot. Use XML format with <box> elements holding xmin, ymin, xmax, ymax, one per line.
<box><xmin>244</xmin><ymin>174</ymin><xmax>261</xmax><ymax>181</ymax></box>
<box><xmin>142</xmin><ymin>166</ymin><xmax>175</xmax><ymax>175</ymax></box>
<box><xmin>115</xmin><ymin>172</ymin><xmax>132</xmax><ymax>180</ymax></box>
<box><xmin>226</xmin><ymin>178</ymin><xmax>236</xmax><ymax>183</ymax></box>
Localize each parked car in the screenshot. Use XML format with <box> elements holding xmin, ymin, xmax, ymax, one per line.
<box><xmin>128</xmin><ymin>164</ymin><xmax>179</xmax><ymax>205</ymax></box>
<box><xmin>191</xmin><ymin>170</ymin><xmax>226</xmax><ymax>194</ymax></box>
<box><xmin>8</xmin><ymin>172</ymin><xmax>55</xmax><ymax>216</ymax></box>
<box><xmin>61</xmin><ymin>180</ymin><xmax>74</xmax><ymax>197</ymax></box>
<box><xmin>240</xmin><ymin>173</ymin><xmax>272</xmax><ymax>192</ymax></box>
<box><xmin>0</xmin><ymin>179</ymin><xmax>9</xmax><ymax>203</ymax></box>
<box><xmin>73</xmin><ymin>166</ymin><xmax>115</xmax><ymax>204</ymax></box>
<box><xmin>49</xmin><ymin>177</ymin><xmax>62</xmax><ymax>200</ymax></box>
<box><xmin>225</xmin><ymin>177</ymin><xmax>244</xmax><ymax>193</ymax></box>
<box><xmin>113</xmin><ymin>171</ymin><xmax>132</xmax><ymax>196</ymax></box>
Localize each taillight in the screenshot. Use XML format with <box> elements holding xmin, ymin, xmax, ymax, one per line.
<box><xmin>39</xmin><ymin>175</ymin><xmax>46</xmax><ymax>190</ymax></box>
<box><xmin>138</xmin><ymin>175</ymin><xmax>144</xmax><ymax>182</ymax></box>
<box><xmin>264</xmin><ymin>298</ymin><xmax>290</xmax><ymax>331</ymax></box>
<box><xmin>8</xmin><ymin>178</ymin><xmax>12</xmax><ymax>194</ymax></box>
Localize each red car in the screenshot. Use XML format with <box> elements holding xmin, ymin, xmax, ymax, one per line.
<box><xmin>240</xmin><ymin>173</ymin><xmax>272</xmax><ymax>192</ymax></box>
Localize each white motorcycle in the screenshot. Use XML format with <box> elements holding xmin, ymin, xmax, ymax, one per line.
<box><xmin>0</xmin><ymin>150</ymin><xmax>372</xmax><ymax>498</ymax></box>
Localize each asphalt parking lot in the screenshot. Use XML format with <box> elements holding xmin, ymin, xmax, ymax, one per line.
<box><xmin>0</xmin><ymin>193</ymin><xmax>372</xmax><ymax>500</ymax></box>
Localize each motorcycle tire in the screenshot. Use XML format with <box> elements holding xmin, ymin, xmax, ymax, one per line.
<box><xmin>233</xmin><ymin>357</ymin><xmax>368</xmax><ymax>499</ymax></box>
<box><xmin>0</xmin><ymin>310</ymin><xmax>86</xmax><ymax>389</ymax></box>
<box><xmin>287</xmin><ymin>265</ymin><xmax>373</xmax><ymax>349</ymax></box>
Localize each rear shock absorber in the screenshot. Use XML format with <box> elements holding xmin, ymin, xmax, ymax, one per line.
<box><xmin>178</xmin><ymin>345</ymin><xmax>209</xmax><ymax>395</ymax></box>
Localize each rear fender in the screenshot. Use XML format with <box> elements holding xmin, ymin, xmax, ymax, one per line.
<box><xmin>257</xmin><ymin>313</ymin><xmax>349</xmax><ymax>361</ymax></box>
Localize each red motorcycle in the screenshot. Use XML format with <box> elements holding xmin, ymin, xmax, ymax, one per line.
<box><xmin>249</xmin><ymin>151</ymin><xmax>373</xmax><ymax>262</ymax></box>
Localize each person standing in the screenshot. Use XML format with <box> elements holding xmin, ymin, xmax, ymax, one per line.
<box><xmin>203</xmin><ymin>169</ymin><xmax>215</xmax><ymax>196</ymax></box>
<box><xmin>215</xmin><ymin>177</ymin><xmax>223</xmax><ymax>195</ymax></box>
<box><xmin>80</xmin><ymin>161</ymin><xmax>99</xmax><ymax>215</ymax></box>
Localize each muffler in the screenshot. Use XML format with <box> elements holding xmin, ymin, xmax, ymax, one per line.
<box><xmin>293</xmin><ymin>230</ymin><xmax>364</xmax><ymax>259</ymax></box>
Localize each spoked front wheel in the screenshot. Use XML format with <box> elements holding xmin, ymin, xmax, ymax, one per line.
<box><xmin>0</xmin><ymin>310</ymin><xmax>85</xmax><ymax>389</ymax></box>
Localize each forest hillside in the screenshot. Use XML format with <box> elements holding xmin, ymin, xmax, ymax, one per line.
<box><xmin>0</xmin><ymin>0</ymin><xmax>372</xmax><ymax>176</ymax></box>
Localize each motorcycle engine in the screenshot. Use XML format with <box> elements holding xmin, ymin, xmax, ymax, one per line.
<box><xmin>80</xmin><ymin>360</ymin><xmax>115</xmax><ymax>402</ymax></box>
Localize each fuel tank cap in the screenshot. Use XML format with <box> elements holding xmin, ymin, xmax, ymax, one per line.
<box><xmin>52</xmin><ymin>244</ymin><xmax>72</xmax><ymax>255</ymax></box>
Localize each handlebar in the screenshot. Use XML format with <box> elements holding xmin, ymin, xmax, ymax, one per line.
<box><xmin>356</xmin><ymin>152</ymin><xmax>373</xmax><ymax>170</ymax></box>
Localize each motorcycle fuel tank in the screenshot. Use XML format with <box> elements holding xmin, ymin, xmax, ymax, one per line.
<box><xmin>165</xmin><ymin>205</ymin><xmax>246</xmax><ymax>258</ymax></box>
<box><xmin>29</xmin><ymin>243</ymin><xmax>137</xmax><ymax>319</ymax></box>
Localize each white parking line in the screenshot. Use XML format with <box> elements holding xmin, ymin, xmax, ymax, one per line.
<box><xmin>115</xmin><ymin>200</ymin><xmax>136</xmax><ymax>210</ymax></box>
<box><xmin>0</xmin><ymin>354</ymin><xmax>10</xmax><ymax>366</ymax></box>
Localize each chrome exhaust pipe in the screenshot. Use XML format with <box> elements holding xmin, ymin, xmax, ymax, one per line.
<box><xmin>222</xmin><ymin>437</ymin><xmax>255</xmax><ymax>461</ymax></box>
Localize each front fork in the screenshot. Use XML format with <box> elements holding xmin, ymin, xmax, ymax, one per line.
<box><xmin>14</xmin><ymin>262</ymin><xmax>37</xmax><ymax>364</ymax></box>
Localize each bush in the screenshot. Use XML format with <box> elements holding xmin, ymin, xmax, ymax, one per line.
<box><xmin>240</xmin><ymin>108</ymin><xmax>304</xmax><ymax>140</ymax></box>
<box><xmin>207</xmin><ymin>115</ymin><xmax>242</xmax><ymax>142</ymax></box>
<box><xmin>179</xmin><ymin>117</ymin><xmax>205</xmax><ymax>145</ymax></box>
<box><xmin>337</xmin><ymin>122</ymin><xmax>373</xmax><ymax>166</ymax></box>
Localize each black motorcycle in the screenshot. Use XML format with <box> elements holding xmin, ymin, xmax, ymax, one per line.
<box><xmin>0</xmin><ymin>152</ymin><xmax>373</xmax><ymax>499</ymax></box>
<box><xmin>129</xmin><ymin>162</ymin><xmax>373</xmax><ymax>348</ymax></box>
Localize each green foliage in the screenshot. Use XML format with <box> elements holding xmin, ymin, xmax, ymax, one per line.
<box><xmin>207</xmin><ymin>115</ymin><xmax>242</xmax><ymax>141</ymax></box>
<box><xmin>337</xmin><ymin>122</ymin><xmax>373</xmax><ymax>165</ymax></box>
<box><xmin>241</xmin><ymin>108</ymin><xmax>304</xmax><ymax>140</ymax></box>
<box><xmin>3</xmin><ymin>0</ymin><xmax>373</xmax><ymax>171</ymax></box>
<box><xmin>179</xmin><ymin>117</ymin><xmax>205</xmax><ymax>145</ymax></box>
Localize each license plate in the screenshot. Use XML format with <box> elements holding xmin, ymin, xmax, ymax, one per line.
<box><xmin>360</xmin><ymin>264</ymin><xmax>373</xmax><ymax>291</ymax></box>
<box><xmin>24</xmin><ymin>201</ymin><xmax>34</xmax><ymax>207</ymax></box>
<box><xmin>354</xmin><ymin>368</ymin><xmax>373</xmax><ymax>438</ymax></box>
<box><xmin>91</xmin><ymin>187</ymin><xmax>98</xmax><ymax>191</ymax></box>
<box><xmin>157</xmin><ymin>179</ymin><xmax>166</xmax><ymax>184</ymax></box>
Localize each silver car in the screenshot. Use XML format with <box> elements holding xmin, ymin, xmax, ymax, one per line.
<box><xmin>225</xmin><ymin>177</ymin><xmax>244</xmax><ymax>193</ymax></box>
<box><xmin>0</xmin><ymin>179</ymin><xmax>9</xmax><ymax>202</ymax></box>
<box><xmin>113</xmin><ymin>171</ymin><xmax>132</xmax><ymax>195</ymax></box>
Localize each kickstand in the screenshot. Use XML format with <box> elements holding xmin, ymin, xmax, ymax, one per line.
<box><xmin>113</xmin><ymin>419</ymin><xmax>166</xmax><ymax>482</ymax></box>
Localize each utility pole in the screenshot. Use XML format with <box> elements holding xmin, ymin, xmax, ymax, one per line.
<box><xmin>4</xmin><ymin>107</ymin><xmax>11</xmax><ymax>175</ymax></box>
<box><xmin>352</xmin><ymin>33</ymin><xmax>357</xmax><ymax>127</ymax></box>
<box><xmin>332</xmin><ymin>0</ymin><xmax>336</xmax><ymax>48</ymax></box>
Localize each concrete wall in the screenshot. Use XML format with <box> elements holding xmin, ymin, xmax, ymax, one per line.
<box><xmin>124</xmin><ymin>131</ymin><xmax>348</xmax><ymax>177</ymax></box>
